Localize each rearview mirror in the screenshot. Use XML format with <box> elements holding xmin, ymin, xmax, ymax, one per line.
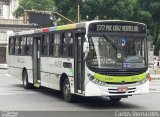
<box><xmin>83</xmin><ymin>35</ymin><xmax>89</xmax><ymax>60</ymax></box>
<box><xmin>83</xmin><ymin>42</ymin><xmax>89</xmax><ymax>53</ymax></box>
<box><xmin>83</xmin><ymin>42</ymin><xmax>89</xmax><ymax>60</ymax></box>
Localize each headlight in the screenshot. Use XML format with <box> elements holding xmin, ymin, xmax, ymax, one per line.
<box><xmin>88</xmin><ymin>73</ymin><xmax>106</xmax><ymax>86</ymax></box>
<box><xmin>136</xmin><ymin>80</ymin><xmax>142</xmax><ymax>85</ymax></box>
<box><xmin>142</xmin><ymin>76</ymin><xmax>148</xmax><ymax>84</ymax></box>
<box><xmin>136</xmin><ymin>77</ymin><xmax>148</xmax><ymax>85</ymax></box>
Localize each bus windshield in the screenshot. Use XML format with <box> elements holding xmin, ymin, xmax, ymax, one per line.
<box><xmin>87</xmin><ymin>35</ymin><xmax>146</xmax><ymax>69</ymax></box>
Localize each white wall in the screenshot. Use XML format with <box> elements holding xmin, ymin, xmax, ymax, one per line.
<box><xmin>3</xmin><ymin>5</ymin><xmax>9</xmax><ymax>19</ymax></box>
<box><xmin>0</xmin><ymin>0</ymin><xmax>19</xmax><ymax>19</ymax></box>
<box><xmin>9</xmin><ymin>0</ymin><xmax>19</xmax><ymax>19</ymax></box>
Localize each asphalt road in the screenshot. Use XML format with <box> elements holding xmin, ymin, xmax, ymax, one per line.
<box><xmin>0</xmin><ymin>69</ymin><xmax>160</xmax><ymax>112</ymax></box>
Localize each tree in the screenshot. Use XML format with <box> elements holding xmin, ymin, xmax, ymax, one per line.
<box><xmin>137</xmin><ymin>0</ymin><xmax>160</xmax><ymax>55</ymax></box>
<box><xmin>111</xmin><ymin>0</ymin><xmax>134</xmax><ymax>20</ymax></box>
<box><xmin>14</xmin><ymin>0</ymin><xmax>54</xmax><ymax>18</ymax></box>
<box><xmin>54</xmin><ymin>0</ymin><xmax>134</xmax><ymax>21</ymax></box>
<box><xmin>81</xmin><ymin>0</ymin><xmax>102</xmax><ymax>20</ymax></box>
<box><xmin>54</xmin><ymin>0</ymin><xmax>78</xmax><ymax>23</ymax></box>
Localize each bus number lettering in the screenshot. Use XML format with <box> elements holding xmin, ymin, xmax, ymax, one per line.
<box><xmin>95</xmin><ymin>25</ymin><xmax>140</xmax><ymax>32</ymax></box>
<box><xmin>106</xmin><ymin>25</ymin><xmax>112</xmax><ymax>31</ymax></box>
<box><xmin>54</xmin><ymin>61</ymin><xmax>63</xmax><ymax>68</ymax></box>
<box><xmin>105</xmin><ymin>77</ymin><xmax>113</xmax><ymax>81</ymax></box>
<box><xmin>97</xmin><ymin>25</ymin><xmax>105</xmax><ymax>31</ymax></box>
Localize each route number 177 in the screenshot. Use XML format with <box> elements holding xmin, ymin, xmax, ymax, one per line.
<box><xmin>97</xmin><ymin>25</ymin><xmax>106</xmax><ymax>31</ymax></box>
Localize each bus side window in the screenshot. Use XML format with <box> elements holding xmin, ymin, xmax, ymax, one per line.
<box><xmin>61</xmin><ymin>32</ymin><xmax>73</xmax><ymax>58</ymax></box>
<box><xmin>9</xmin><ymin>38</ymin><xmax>11</xmax><ymax>54</ymax></box>
<box><xmin>61</xmin><ymin>32</ymin><xmax>68</xmax><ymax>57</ymax></box>
<box><xmin>41</xmin><ymin>34</ymin><xmax>49</xmax><ymax>56</ymax></box>
<box><xmin>15</xmin><ymin>37</ymin><xmax>21</xmax><ymax>55</ymax></box>
<box><xmin>26</xmin><ymin>37</ymin><xmax>33</xmax><ymax>56</ymax></box>
<box><xmin>49</xmin><ymin>33</ymin><xmax>55</xmax><ymax>56</ymax></box>
<box><xmin>54</xmin><ymin>33</ymin><xmax>60</xmax><ymax>57</ymax></box>
<box><xmin>9</xmin><ymin>37</ymin><xmax>15</xmax><ymax>55</ymax></box>
<box><xmin>67</xmin><ymin>32</ymin><xmax>73</xmax><ymax>58</ymax></box>
<box><xmin>21</xmin><ymin>37</ymin><xmax>27</xmax><ymax>56</ymax></box>
<box><xmin>18</xmin><ymin>37</ymin><xmax>22</xmax><ymax>55</ymax></box>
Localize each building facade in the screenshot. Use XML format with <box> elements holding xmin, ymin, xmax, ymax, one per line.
<box><xmin>0</xmin><ymin>0</ymin><xmax>19</xmax><ymax>65</ymax></box>
<box><xmin>0</xmin><ymin>0</ymin><xmax>19</xmax><ymax>19</ymax></box>
<box><xmin>0</xmin><ymin>0</ymin><xmax>34</xmax><ymax>66</ymax></box>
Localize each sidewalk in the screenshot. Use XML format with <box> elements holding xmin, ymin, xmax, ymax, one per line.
<box><xmin>0</xmin><ymin>64</ymin><xmax>7</xmax><ymax>69</ymax></box>
<box><xmin>150</xmin><ymin>74</ymin><xmax>160</xmax><ymax>79</ymax></box>
<box><xmin>149</xmin><ymin>79</ymin><xmax>160</xmax><ymax>93</ymax></box>
<box><xmin>148</xmin><ymin>65</ymin><xmax>160</xmax><ymax>79</ymax></box>
<box><xmin>149</xmin><ymin>67</ymin><xmax>160</xmax><ymax>92</ymax></box>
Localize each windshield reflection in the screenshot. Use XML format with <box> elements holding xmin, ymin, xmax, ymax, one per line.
<box><xmin>87</xmin><ymin>35</ymin><xmax>146</xmax><ymax>69</ymax></box>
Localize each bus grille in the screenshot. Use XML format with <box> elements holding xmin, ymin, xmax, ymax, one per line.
<box><xmin>108</xmin><ymin>87</ymin><xmax>136</xmax><ymax>94</ymax></box>
<box><xmin>100</xmin><ymin>71</ymin><xmax>141</xmax><ymax>76</ymax></box>
<box><xmin>106</xmin><ymin>81</ymin><xmax>137</xmax><ymax>85</ymax></box>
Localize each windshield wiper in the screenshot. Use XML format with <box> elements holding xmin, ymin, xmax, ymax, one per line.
<box><xmin>103</xmin><ymin>34</ymin><xmax>127</xmax><ymax>59</ymax></box>
<box><xmin>103</xmin><ymin>34</ymin><xmax>118</xmax><ymax>50</ymax></box>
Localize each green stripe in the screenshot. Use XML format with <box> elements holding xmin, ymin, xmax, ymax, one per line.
<box><xmin>56</xmin><ymin>24</ymin><xmax>76</xmax><ymax>31</ymax></box>
<box><xmin>94</xmin><ymin>72</ymin><xmax>147</xmax><ymax>83</ymax></box>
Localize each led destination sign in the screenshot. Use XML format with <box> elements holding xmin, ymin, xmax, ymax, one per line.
<box><xmin>97</xmin><ymin>25</ymin><xmax>138</xmax><ymax>32</ymax></box>
<box><xmin>89</xmin><ymin>22</ymin><xmax>147</xmax><ymax>33</ymax></box>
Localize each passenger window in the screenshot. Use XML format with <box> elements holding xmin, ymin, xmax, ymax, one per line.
<box><xmin>49</xmin><ymin>33</ymin><xmax>55</xmax><ymax>56</ymax></box>
<box><xmin>54</xmin><ymin>33</ymin><xmax>61</xmax><ymax>57</ymax></box>
<box><xmin>41</xmin><ymin>34</ymin><xmax>49</xmax><ymax>56</ymax></box>
<box><xmin>9</xmin><ymin>38</ymin><xmax>16</xmax><ymax>55</ymax></box>
<box><xmin>61</xmin><ymin>32</ymin><xmax>73</xmax><ymax>58</ymax></box>
<box><xmin>21</xmin><ymin>37</ymin><xmax>27</xmax><ymax>55</ymax></box>
<box><xmin>15</xmin><ymin>37</ymin><xmax>21</xmax><ymax>55</ymax></box>
<box><xmin>61</xmin><ymin>32</ymin><xmax>68</xmax><ymax>57</ymax></box>
<box><xmin>67</xmin><ymin>33</ymin><xmax>73</xmax><ymax>58</ymax></box>
<box><xmin>26</xmin><ymin>37</ymin><xmax>33</xmax><ymax>56</ymax></box>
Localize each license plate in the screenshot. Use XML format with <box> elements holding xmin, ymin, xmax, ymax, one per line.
<box><xmin>117</xmin><ymin>86</ymin><xmax>128</xmax><ymax>92</ymax></box>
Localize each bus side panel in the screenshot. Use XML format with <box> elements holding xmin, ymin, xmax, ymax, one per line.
<box><xmin>59</xmin><ymin>58</ymin><xmax>74</xmax><ymax>93</ymax></box>
<box><xmin>11</xmin><ymin>56</ymin><xmax>22</xmax><ymax>81</ymax></box>
<box><xmin>20</xmin><ymin>56</ymin><xmax>33</xmax><ymax>83</ymax></box>
<box><xmin>8</xmin><ymin>55</ymin><xmax>15</xmax><ymax>77</ymax></box>
<box><xmin>41</xmin><ymin>72</ymin><xmax>49</xmax><ymax>87</ymax></box>
<box><xmin>27</xmin><ymin>70</ymin><xmax>33</xmax><ymax>84</ymax></box>
<box><xmin>40</xmin><ymin>57</ymin><xmax>75</xmax><ymax>93</ymax></box>
<box><xmin>8</xmin><ymin>55</ymin><xmax>33</xmax><ymax>83</ymax></box>
<box><xmin>48</xmin><ymin>73</ymin><xmax>59</xmax><ymax>90</ymax></box>
<box><xmin>40</xmin><ymin>57</ymin><xmax>49</xmax><ymax>88</ymax></box>
<box><xmin>18</xmin><ymin>56</ymin><xmax>33</xmax><ymax>70</ymax></box>
<box><xmin>8</xmin><ymin>56</ymin><xmax>21</xmax><ymax>80</ymax></box>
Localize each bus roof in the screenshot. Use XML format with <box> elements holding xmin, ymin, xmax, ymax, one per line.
<box><xmin>9</xmin><ymin>20</ymin><xmax>146</xmax><ymax>37</ymax></box>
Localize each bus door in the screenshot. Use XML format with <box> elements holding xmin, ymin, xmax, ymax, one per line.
<box><xmin>33</xmin><ymin>36</ymin><xmax>41</xmax><ymax>87</ymax></box>
<box><xmin>74</xmin><ymin>32</ymin><xmax>85</xmax><ymax>94</ymax></box>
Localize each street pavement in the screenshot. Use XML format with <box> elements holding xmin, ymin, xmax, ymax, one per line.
<box><xmin>149</xmin><ymin>79</ymin><xmax>160</xmax><ymax>93</ymax></box>
<box><xmin>148</xmin><ymin>65</ymin><xmax>160</xmax><ymax>92</ymax></box>
<box><xmin>0</xmin><ymin>69</ymin><xmax>160</xmax><ymax>112</ymax></box>
<box><xmin>149</xmin><ymin>65</ymin><xmax>160</xmax><ymax>92</ymax></box>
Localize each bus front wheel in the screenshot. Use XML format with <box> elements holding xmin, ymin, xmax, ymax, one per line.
<box><xmin>109</xmin><ymin>97</ymin><xmax>121</xmax><ymax>101</ymax></box>
<box><xmin>62</xmin><ymin>78</ymin><xmax>73</xmax><ymax>102</ymax></box>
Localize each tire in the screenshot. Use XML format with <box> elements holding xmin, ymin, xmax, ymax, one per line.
<box><xmin>109</xmin><ymin>97</ymin><xmax>121</xmax><ymax>101</ymax></box>
<box><xmin>62</xmin><ymin>78</ymin><xmax>74</xmax><ymax>102</ymax></box>
<box><xmin>22</xmin><ymin>70</ymin><xmax>32</xmax><ymax>89</ymax></box>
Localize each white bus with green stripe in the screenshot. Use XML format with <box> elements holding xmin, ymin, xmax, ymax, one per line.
<box><xmin>8</xmin><ymin>20</ymin><xmax>149</xmax><ymax>102</ymax></box>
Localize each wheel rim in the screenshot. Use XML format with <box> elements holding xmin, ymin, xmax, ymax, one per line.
<box><xmin>63</xmin><ymin>81</ymin><xmax>71</xmax><ymax>101</ymax></box>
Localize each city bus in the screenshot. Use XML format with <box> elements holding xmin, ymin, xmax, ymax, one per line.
<box><xmin>8</xmin><ymin>20</ymin><xmax>149</xmax><ymax>102</ymax></box>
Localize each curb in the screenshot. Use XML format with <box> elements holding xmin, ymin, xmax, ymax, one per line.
<box><xmin>150</xmin><ymin>79</ymin><xmax>160</xmax><ymax>80</ymax></box>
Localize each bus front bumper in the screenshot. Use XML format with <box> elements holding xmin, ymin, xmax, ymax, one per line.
<box><xmin>85</xmin><ymin>80</ymin><xmax>149</xmax><ymax>97</ymax></box>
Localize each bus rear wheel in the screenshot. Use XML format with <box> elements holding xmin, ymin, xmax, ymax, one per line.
<box><xmin>62</xmin><ymin>78</ymin><xmax>73</xmax><ymax>102</ymax></box>
<box><xmin>109</xmin><ymin>97</ymin><xmax>121</xmax><ymax>101</ymax></box>
<box><xmin>23</xmin><ymin>70</ymin><xmax>32</xmax><ymax>89</ymax></box>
